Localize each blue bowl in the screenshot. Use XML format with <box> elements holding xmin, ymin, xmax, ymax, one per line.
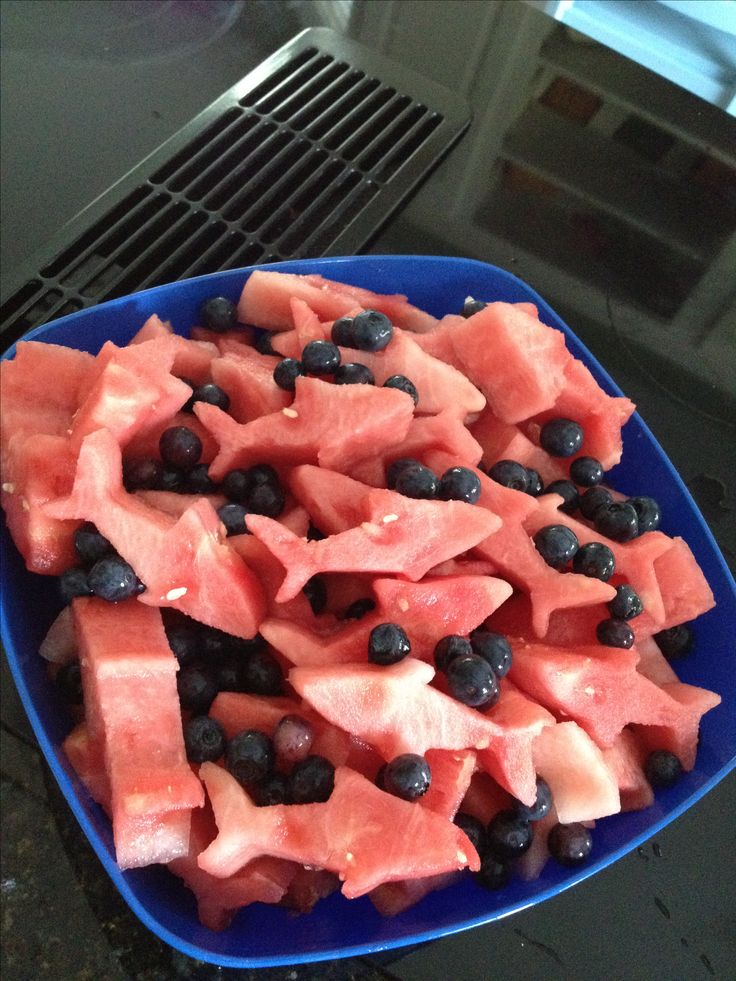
<box><xmin>1</xmin><ymin>256</ymin><xmax>734</xmax><ymax>967</ymax></box>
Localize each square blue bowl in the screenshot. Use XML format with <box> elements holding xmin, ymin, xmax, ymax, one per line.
<box><xmin>1</xmin><ymin>255</ymin><xmax>734</xmax><ymax>967</ymax></box>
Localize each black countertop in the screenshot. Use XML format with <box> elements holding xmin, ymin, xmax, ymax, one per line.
<box><xmin>1</xmin><ymin>3</ymin><xmax>735</xmax><ymax>979</ymax></box>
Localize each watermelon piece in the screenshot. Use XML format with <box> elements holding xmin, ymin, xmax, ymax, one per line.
<box><xmin>288</xmin><ymin>465</ymin><xmax>370</xmax><ymax>534</ymax></box>
<box><xmin>635</xmin><ymin>634</ymin><xmax>679</xmax><ymax>686</ymax></box>
<box><xmin>601</xmin><ymin>729</ymin><xmax>654</xmax><ymax>812</ymax></box>
<box><xmin>448</xmin><ymin>303</ymin><xmax>571</xmax><ymax>424</ymax></box>
<box><xmin>210</xmin><ymin>349</ymin><xmax>290</xmax><ymax>423</ymax></box>
<box><xmin>650</xmin><ymin>537</ymin><xmax>716</xmax><ymax>630</ymax></box>
<box><xmin>238</xmin><ymin>270</ymin><xmax>438</xmax><ymax>333</ymax></box>
<box><xmin>458</xmin><ymin>771</ymin><xmax>514</xmax><ymax>824</ymax></box>
<box><xmin>469</xmin><ymin>406</ymin><xmax>567</xmax><ymax>485</ymax></box>
<box><xmin>62</xmin><ymin>721</ymin><xmax>111</xmax><ymax>813</ymax></box>
<box><xmin>229</xmin><ymin>534</ymin><xmax>315</xmax><ymax>624</ymax></box>
<box><xmin>39</xmin><ymin>606</ymin><xmax>77</xmax><ymax>665</ymax></box>
<box><xmin>632</xmin><ymin>683</ymin><xmax>721</xmax><ymax>771</ymax></box>
<box><xmin>282</xmin><ymin>867</ymin><xmax>341</xmax><ymax>914</ymax></box>
<box><xmin>134</xmin><ymin>490</ymin><xmax>227</xmax><ymax>520</ymax></box>
<box><xmin>532</xmin><ymin>721</ymin><xmax>621</xmax><ymax>823</ymax></box>
<box><xmin>410</xmin><ymin>314</ymin><xmax>465</xmax><ymax>369</ymax></box>
<box><xmin>197</xmin><ymin>763</ymin><xmax>478</xmax><ymax>897</ymax></box>
<box><xmin>247</xmin><ymin>489</ymin><xmax>501</xmax><ymax>602</ymax></box>
<box><xmin>196</xmin><ymin>376</ymin><xmax>416</xmax><ymax>480</ymax></box>
<box><xmin>515</xmin><ymin>807</ymin><xmax>557</xmax><ymax>881</ymax></box>
<box><xmin>190</xmin><ymin>325</ymin><xmax>255</xmax><ymax>351</ymax></box>
<box><xmin>47</xmin><ymin>429</ymin><xmax>266</xmax><ymax>638</ymax></box>
<box><xmin>129</xmin><ymin>313</ymin><xmax>173</xmax><ymax>344</ymax></box>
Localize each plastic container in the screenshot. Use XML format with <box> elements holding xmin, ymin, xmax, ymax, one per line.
<box><xmin>1</xmin><ymin>255</ymin><xmax>734</xmax><ymax>968</ymax></box>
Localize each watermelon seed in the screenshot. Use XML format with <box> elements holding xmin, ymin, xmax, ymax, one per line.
<box><xmin>457</xmin><ymin>849</ymin><xmax>468</xmax><ymax>863</ymax></box>
<box><xmin>21</xmin><ymin>497</ymin><xmax>30</xmax><ymax>512</ymax></box>
<box><xmin>361</xmin><ymin>521</ymin><xmax>382</xmax><ymax>535</ymax></box>
<box><xmin>382</xmin><ymin>513</ymin><xmax>399</xmax><ymax>523</ymax></box>
<box><xmin>282</xmin><ymin>407</ymin><xmax>299</xmax><ymax>418</ymax></box>
<box><xmin>398</xmin><ymin>598</ymin><xmax>410</xmax><ymax>612</ymax></box>
<box><xmin>1</xmin><ymin>483</ymin><xmax>14</xmax><ymax>493</ymax></box>
<box><xmin>166</xmin><ymin>586</ymin><xmax>188</xmax><ymax>601</ymax></box>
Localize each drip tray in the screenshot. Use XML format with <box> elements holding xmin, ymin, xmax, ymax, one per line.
<box><xmin>0</xmin><ymin>27</ymin><xmax>470</xmax><ymax>349</ymax></box>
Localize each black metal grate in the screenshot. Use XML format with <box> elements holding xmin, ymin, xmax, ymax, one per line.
<box><xmin>1</xmin><ymin>28</ymin><xmax>470</xmax><ymax>349</ymax></box>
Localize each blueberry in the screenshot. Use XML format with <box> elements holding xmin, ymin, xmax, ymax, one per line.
<box><xmin>273</xmin><ymin>714</ymin><xmax>315</xmax><ymax>766</ymax></box>
<box><xmin>159</xmin><ymin>465</ymin><xmax>184</xmax><ymax>492</ymax></box>
<box><xmin>486</xmin><ymin>809</ymin><xmax>533</xmax><ymax>859</ymax></box>
<box><xmin>394</xmin><ymin>462</ymin><xmax>438</xmax><ymax>500</ymax></box>
<box><xmin>447</xmin><ymin>654</ymin><xmax>499</xmax><ymax>709</ymax></box>
<box><xmin>252</xmin><ymin>772</ymin><xmax>290</xmax><ymax>806</ymax></box>
<box><xmin>307</xmin><ymin>523</ymin><xmax>327</xmax><ymax>541</ymax></box>
<box><xmin>438</xmin><ymin>467</ymin><xmax>482</xmax><ymax>504</ymax></box>
<box><xmin>383</xmin><ymin>754</ymin><xmax>431</xmax><ymax>801</ymax></box>
<box><xmin>301</xmin><ymin>340</ymin><xmax>341</xmax><ymax>375</ymax></box>
<box><xmin>222</xmin><ymin>464</ymin><xmax>285</xmax><ymax>517</ymax></box>
<box><xmin>596</xmin><ymin>618</ymin><xmax>635</xmax><ymax>648</ymax></box>
<box><xmin>434</xmin><ymin>634</ymin><xmax>473</xmax><ymax>672</ymax></box>
<box><xmin>241</xmin><ymin>648</ymin><xmax>284</xmax><ymax>696</ymax></box>
<box><xmin>462</xmin><ymin>298</ymin><xmax>487</xmax><ymax>318</ymax></box>
<box><xmin>629</xmin><ymin>496</ymin><xmax>661</xmax><ymax>534</ymax></box>
<box><xmin>122</xmin><ymin>457</ymin><xmax>164</xmax><ymax>491</ymax></box>
<box><xmin>383</xmin><ymin>374</ymin><xmax>419</xmax><ymax>406</ymax></box>
<box><xmin>386</xmin><ymin>457</ymin><xmax>423</xmax><ymax>490</ymax></box>
<box><xmin>217</xmin><ymin>503</ymin><xmax>249</xmax><ymax>537</ymax></box>
<box><xmin>469</xmin><ymin>630</ymin><xmax>512</xmax><ymax>678</ymax></box>
<box><xmin>177</xmin><ymin>663</ymin><xmax>218</xmax><ymax>713</ymax></box>
<box><xmin>487</xmin><ymin>460</ymin><xmax>529</xmax><ymax>493</ymax></box>
<box><xmin>350</xmin><ymin>310</ymin><xmax>394</xmax><ymax>352</ymax></box>
<box><xmin>183</xmin><ymin>716</ymin><xmax>226</xmax><ymax>763</ymax></box>
<box><xmin>543</xmin><ymin>479</ymin><xmax>580</xmax><ymax>515</ymax></box>
<box><xmin>289</xmin><ymin>754</ymin><xmax>335</xmax><ymax>804</ymax></box>
<box><xmin>331</xmin><ymin>316</ymin><xmax>355</xmax><ymax>347</ymax></box>
<box><xmin>334</xmin><ymin>362</ymin><xmax>375</xmax><ymax>385</ymax></box>
<box><xmin>88</xmin><ymin>556</ymin><xmax>141</xmax><ymax>602</ymax></box>
<box><xmin>368</xmin><ymin>623</ymin><xmax>411</xmax><ymax>665</ymax></box>
<box><xmin>74</xmin><ymin>522</ymin><xmax>113</xmax><ymax>565</ymax></box>
<box><xmin>525</xmin><ymin>468</ymin><xmax>544</xmax><ymax>497</ymax></box>
<box><xmin>579</xmin><ymin>486</ymin><xmax>613</xmax><ymax>520</ymax></box>
<box><xmin>595</xmin><ymin>501</ymin><xmax>639</xmax><ymax>542</ymax></box>
<box><xmin>474</xmin><ymin>853</ymin><xmax>511</xmax><ymax>890</ymax></box>
<box><xmin>653</xmin><ymin>624</ymin><xmax>694</xmax><ymax>660</ymax></box>
<box><xmin>548</xmin><ymin>822</ymin><xmax>592</xmax><ymax>866</ymax></box>
<box><xmin>200</xmin><ymin>296</ymin><xmax>237</xmax><ymax>333</ymax></box>
<box><xmin>215</xmin><ymin>655</ymin><xmax>243</xmax><ymax>692</ymax></box>
<box><xmin>59</xmin><ymin>567</ymin><xmax>93</xmax><ymax>604</ymax></box>
<box><xmin>56</xmin><ymin>662</ymin><xmax>83</xmax><ymax>705</ymax></box>
<box><xmin>453</xmin><ymin>812</ymin><xmax>486</xmax><ymax>854</ymax></box>
<box><xmin>540</xmin><ymin>418</ymin><xmax>584</xmax><ymax>458</ymax></box>
<box><xmin>607</xmin><ymin>584</ymin><xmax>644</xmax><ymax>621</ymax></box>
<box><xmin>182</xmin><ymin>463</ymin><xmax>218</xmax><ymax>495</ymax></box>
<box><xmin>159</xmin><ymin>426</ymin><xmax>202</xmax><ymax>470</ymax></box>
<box><xmin>226</xmin><ymin>729</ymin><xmax>275</xmax><ymax>788</ymax></box>
<box><xmin>303</xmin><ymin>575</ymin><xmax>328</xmax><ymax>614</ymax></box>
<box><xmin>165</xmin><ymin>621</ymin><xmax>201</xmax><ymax>666</ymax></box>
<box><xmin>570</xmin><ymin>456</ymin><xmax>604</xmax><ymax>487</ymax></box>
<box><xmin>338</xmin><ymin>597</ymin><xmax>376</xmax><ymax>620</ymax></box>
<box><xmin>186</xmin><ymin>382</ymin><xmax>230</xmax><ymax>413</ymax></box>
<box><xmin>644</xmin><ymin>750</ymin><xmax>683</xmax><ymax>788</ymax></box>
<box><xmin>273</xmin><ymin>357</ymin><xmax>304</xmax><ymax>391</ymax></box>
<box><xmin>254</xmin><ymin>331</ymin><xmax>277</xmax><ymax>356</ymax></box>
<box><xmin>514</xmin><ymin>777</ymin><xmax>553</xmax><ymax>822</ymax></box>
<box><xmin>375</xmin><ymin>763</ymin><xmax>388</xmax><ymax>791</ymax></box>
<box><xmin>572</xmin><ymin>541</ymin><xmax>616</xmax><ymax>581</ymax></box>
<box><xmin>533</xmin><ymin>524</ymin><xmax>579</xmax><ymax>569</ymax></box>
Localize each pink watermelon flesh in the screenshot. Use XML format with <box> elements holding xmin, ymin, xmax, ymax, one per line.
<box><xmin>62</xmin><ymin>721</ymin><xmax>112</xmax><ymax>813</ymax></box>
<box><xmin>632</xmin><ymin>682</ymin><xmax>721</xmax><ymax>771</ymax></box>
<box><xmin>123</xmin><ymin>411</ymin><xmax>218</xmax><ymax>464</ymax></box>
<box><xmin>129</xmin><ymin>313</ymin><xmax>173</xmax><ymax>344</ymax></box>
<box><xmin>210</xmin><ymin>349</ymin><xmax>290</xmax><ymax>422</ymax></box>
<box><xmin>281</xmin><ymin>866</ymin><xmax>342</xmax><ymax>914</ymax></box>
<box><xmin>469</xmin><ymin>406</ymin><xmax>567</xmax><ymax>485</ymax></box>
<box><xmin>288</xmin><ymin>465</ymin><xmax>371</xmax><ymax>534</ymax></box>
<box><xmin>39</xmin><ymin>606</ymin><xmax>77</xmax><ymax>665</ymax></box>
<box><xmin>601</xmin><ymin>729</ymin><xmax>654</xmax><ymax>812</ymax></box>
<box><xmin>459</xmin><ymin>771</ymin><xmax>514</xmax><ymax>825</ymax></box>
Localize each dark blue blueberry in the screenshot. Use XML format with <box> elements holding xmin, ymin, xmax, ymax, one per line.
<box><xmin>543</xmin><ymin>479</ymin><xmax>580</xmax><ymax>515</ymax></box>
<box><xmin>338</xmin><ymin>597</ymin><xmax>376</xmax><ymax>620</ymax></box>
<box><xmin>438</xmin><ymin>466</ymin><xmax>482</xmax><ymax>504</ymax></box>
<box><xmin>653</xmin><ymin>624</ymin><xmax>693</xmax><ymax>660</ymax></box>
<box><xmin>88</xmin><ymin>556</ymin><xmax>141</xmax><ymax>602</ymax></box>
<box><xmin>177</xmin><ymin>663</ymin><xmax>218</xmax><ymax>713</ymax></box>
<box><xmin>434</xmin><ymin>634</ymin><xmax>473</xmax><ymax>672</ymax></box>
<box><xmin>215</xmin><ymin>655</ymin><xmax>244</xmax><ymax>693</ymax></box>
<box><xmin>241</xmin><ymin>648</ymin><xmax>284</xmax><ymax>696</ymax></box>
<box><xmin>200</xmin><ymin>626</ymin><xmax>232</xmax><ymax>659</ymax></box>
<box><xmin>159</xmin><ymin>465</ymin><xmax>184</xmax><ymax>492</ymax></box>
<box><xmin>386</xmin><ymin>457</ymin><xmax>423</xmax><ymax>490</ymax></box>
<box><xmin>629</xmin><ymin>496</ymin><xmax>661</xmax><ymax>534</ymax></box>
<box><xmin>122</xmin><ymin>457</ymin><xmax>164</xmax><ymax>491</ymax></box>
<box><xmin>462</xmin><ymin>298</ymin><xmax>487</xmax><ymax>317</ymax></box>
<box><xmin>525</xmin><ymin>468</ymin><xmax>544</xmax><ymax>497</ymax></box>
<box><xmin>394</xmin><ymin>462</ymin><xmax>438</xmax><ymax>500</ymax></box>
<box><xmin>182</xmin><ymin>463</ymin><xmax>218</xmax><ymax>495</ymax></box>
<box><xmin>375</xmin><ymin>763</ymin><xmax>388</xmax><ymax>790</ymax></box>
<box><xmin>254</xmin><ymin>330</ymin><xmax>277</xmax><ymax>356</ymax></box>
<box><xmin>200</xmin><ymin>296</ymin><xmax>237</xmax><ymax>333</ymax></box>
<box><xmin>383</xmin><ymin>374</ymin><xmax>419</xmax><ymax>406</ymax></box>
<box><xmin>514</xmin><ymin>777</ymin><xmax>553</xmax><ymax>822</ymax></box>
<box><xmin>226</xmin><ymin>729</ymin><xmax>275</xmax><ymax>788</ymax></box>
<box><xmin>186</xmin><ymin>382</ymin><xmax>230</xmax><ymax>413</ymax></box>
<box><xmin>447</xmin><ymin>654</ymin><xmax>499</xmax><ymax>709</ymax></box>
<box><xmin>368</xmin><ymin>623</ymin><xmax>411</xmax><ymax>665</ymax></box>
<box><xmin>159</xmin><ymin>426</ymin><xmax>202</xmax><ymax>470</ymax></box>
<box><xmin>596</xmin><ymin>618</ymin><xmax>635</xmax><ymax>648</ymax></box>
<box><xmin>548</xmin><ymin>822</ymin><xmax>592</xmax><ymax>866</ymax></box>
<box><xmin>645</xmin><ymin>750</ymin><xmax>683</xmax><ymax>788</ymax></box>
<box><xmin>570</xmin><ymin>456</ymin><xmax>604</xmax><ymax>487</ymax></box>
<box><xmin>303</xmin><ymin>575</ymin><xmax>327</xmax><ymax>614</ymax></box>
<box><xmin>486</xmin><ymin>809</ymin><xmax>533</xmax><ymax>859</ymax></box>
<box><xmin>453</xmin><ymin>812</ymin><xmax>486</xmax><ymax>854</ymax></box>
<box><xmin>56</xmin><ymin>662</ymin><xmax>83</xmax><ymax>705</ymax></box>
<box><xmin>74</xmin><ymin>522</ymin><xmax>114</xmax><ymax>565</ymax></box>
<box><xmin>469</xmin><ymin>631</ymin><xmax>512</xmax><ymax>678</ymax></box>
<box><xmin>183</xmin><ymin>716</ymin><xmax>226</xmax><ymax>763</ymax></box>
<box><xmin>273</xmin><ymin>714</ymin><xmax>315</xmax><ymax>766</ymax></box>
<box><xmin>252</xmin><ymin>772</ymin><xmax>290</xmax><ymax>806</ymax></box>
<box><xmin>222</xmin><ymin>464</ymin><xmax>285</xmax><ymax>517</ymax></box>
<box><xmin>350</xmin><ymin>310</ymin><xmax>394</xmax><ymax>352</ymax></box>
<box><xmin>217</xmin><ymin>503</ymin><xmax>249</xmax><ymax>537</ymax></box>
<box><xmin>383</xmin><ymin>754</ymin><xmax>431</xmax><ymax>801</ymax></box>
<box><xmin>533</xmin><ymin>524</ymin><xmax>579</xmax><ymax>569</ymax></box>
<box><xmin>579</xmin><ymin>485</ymin><xmax>613</xmax><ymax>520</ymax></box>
<box><xmin>572</xmin><ymin>541</ymin><xmax>616</xmax><ymax>581</ymax></box>
<box><xmin>474</xmin><ymin>853</ymin><xmax>511</xmax><ymax>890</ymax></box>
<box><xmin>289</xmin><ymin>754</ymin><xmax>335</xmax><ymax>804</ymax></box>
<box><xmin>307</xmin><ymin>523</ymin><xmax>326</xmax><ymax>541</ymax></box>
<box><xmin>595</xmin><ymin>501</ymin><xmax>639</xmax><ymax>542</ymax></box>
<box><xmin>273</xmin><ymin>357</ymin><xmax>304</xmax><ymax>391</ymax></box>
<box><xmin>333</xmin><ymin>362</ymin><xmax>375</xmax><ymax>385</ymax></box>
<box><xmin>301</xmin><ymin>339</ymin><xmax>341</xmax><ymax>375</ymax></box>
<box><xmin>331</xmin><ymin>316</ymin><xmax>355</xmax><ymax>347</ymax></box>
<box><xmin>165</xmin><ymin>620</ymin><xmax>202</xmax><ymax>666</ymax></box>
<box><xmin>540</xmin><ymin>418</ymin><xmax>584</xmax><ymax>458</ymax></box>
<box><xmin>59</xmin><ymin>567</ymin><xmax>93</xmax><ymax>604</ymax></box>
<box><xmin>607</xmin><ymin>584</ymin><xmax>644</xmax><ymax>621</ymax></box>
<box><xmin>487</xmin><ymin>460</ymin><xmax>529</xmax><ymax>493</ymax></box>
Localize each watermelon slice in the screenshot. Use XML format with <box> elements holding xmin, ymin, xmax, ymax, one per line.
<box><xmin>62</xmin><ymin>721</ymin><xmax>112</xmax><ymax>813</ymax></box>
<box><xmin>632</xmin><ymin>682</ymin><xmax>722</xmax><ymax>771</ymax></box>
<box><xmin>601</xmin><ymin>729</ymin><xmax>654</xmax><ymax>812</ymax></box>
<box><xmin>210</xmin><ymin>348</ymin><xmax>290</xmax><ymax>422</ymax></box>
